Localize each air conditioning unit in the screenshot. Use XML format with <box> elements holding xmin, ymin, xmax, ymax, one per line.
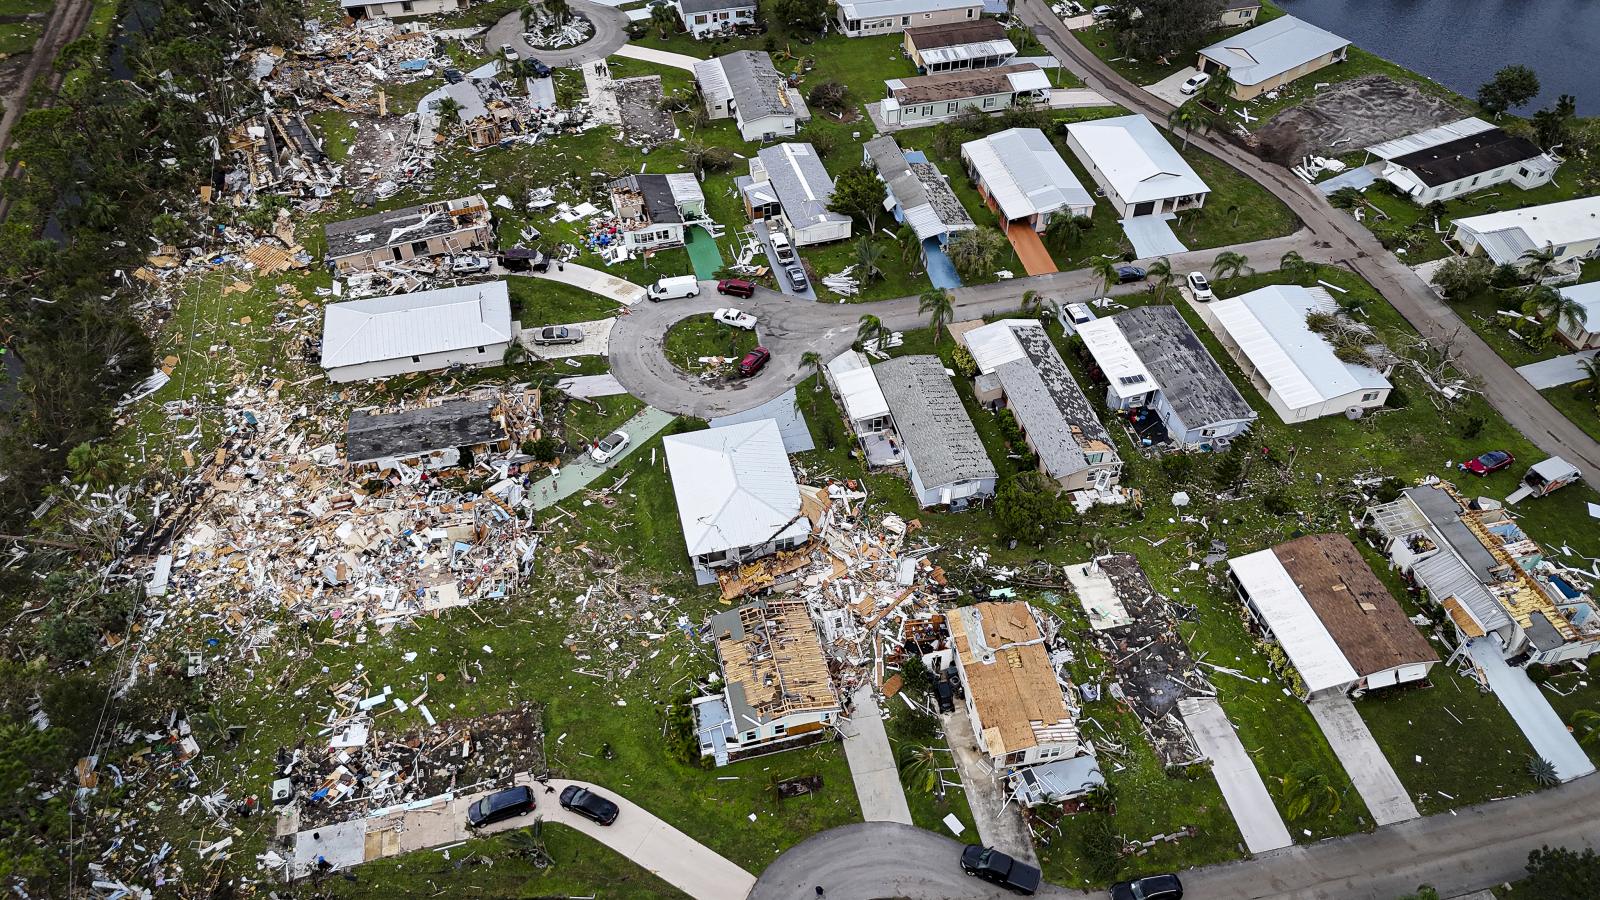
<box><xmin>1345</xmin><ymin>406</ymin><xmax>1365</xmax><ymax>420</ymax></box>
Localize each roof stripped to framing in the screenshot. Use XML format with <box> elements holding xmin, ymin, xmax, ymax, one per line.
<box><xmin>711</xmin><ymin>596</ymin><xmax>839</xmax><ymax>727</ymax></box>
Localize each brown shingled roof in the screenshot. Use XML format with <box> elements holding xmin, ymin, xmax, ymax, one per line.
<box><xmin>1273</xmin><ymin>534</ymin><xmax>1438</xmax><ymax>677</ymax></box>
<box><xmin>889</xmin><ymin>63</ymin><xmax>1039</xmax><ymax>105</ymax></box>
<box><xmin>904</xmin><ymin>18</ymin><xmax>1007</xmax><ymax>51</ymax></box>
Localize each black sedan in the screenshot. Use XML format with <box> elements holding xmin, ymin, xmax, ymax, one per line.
<box><xmin>1116</xmin><ymin>265</ymin><xmax>1147</xmax><ymax>283</ymax></box>
<box><xmin>1110</xmin><ymin>873</ymin><xmax>1183</xmax><ymax>900</ymax></box>
<box><xmin>560</xmin><ymin>785</ymin><xmax>619</xmax><ymax>826</ymax></box>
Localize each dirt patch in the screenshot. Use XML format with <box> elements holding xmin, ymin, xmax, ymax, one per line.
<box><xmin>612</xmin><ymin>75</ymin><xmax>674</xmax><ymax>147</ymax></box>
<box><xmin>1253</xmin><ymin>74</ymin><xmax>1468</xmax><ymax>164</ymax></box>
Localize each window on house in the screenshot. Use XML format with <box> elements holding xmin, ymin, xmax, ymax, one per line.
<box><xmin>743</xmin><ymin>731</ymin><xmax>756</xmax><ymax>742</ymax></box>
<box><xmin>966</xmin><ymin>6</ymin><xmax>974</xmax><ymax>16</ymax></box>
<box><xmin>774</xmin><ymin>724</ymin><xmax>787</xmax><ymax>735</ymax></box>
<box><xmin>411</xmin><ymin>240</ymin><xmax>429</xmax><ymax>255</ymax></box>
<box><xmin>391</xmin><ymin>247</ymin><xmax>404</xmax><ymax>261</ymax></box>
<box><xmin>411</xmin><ymin>355</ymin><xmax>421</xmax><ymax>363</ymax></box>
<box><xmin>1519</xmin><ymin>167</ymin><xmax>1530</xmax><ymax>177</ymax></box>
<box><xmin>1202</xmin><ymin>427</ymin><xmax>1216</xmax><ymax>437</ymax></box>
<box><xmin>982</xmin><ymin>96</ymin><xmax>995</xmax><ymax>108</ymax></box>
<box><xmin>695</xmin><ymin>13</ymin><xmax>707</xmax><ymax>22</ymax></box>
<box><xmin>945</xmin><ymin>102</ymin><xmax>957</xmax><ymax>114</ymax></box>
<box><xmin>1361</xmin><ymin>391</ymin><xmax>1379</xmax><ymax>401</ymax></box>
<box><xmin>401</xmin><ymin>0</ymin><xmax>412</xmax><ymax>10</ymax></box>
<box><xmin>476</xmin><ymin>346</ymin><xmax>485</xmax><ymax>353</ymax></box>
<box><xmin>901</xmin><ymin>15</ymin><xmax>909</xmax><ymax>25</ymax></box>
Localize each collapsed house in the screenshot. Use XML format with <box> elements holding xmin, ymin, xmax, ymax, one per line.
<box><xmin>323</xmin><ymin>195</ymin><xmax>493</xmax><ymax>275</ymax></box>
<box><xmin>693</xmin><ymin>51</ymin><xmax>811</xmax><ymax>142</ymax></box>
<box><xmin>1227</xmin><ymin>534</ymin><xmax>1439</xmax><ymax>700</ymax></box>
<box><xmin>319</xmin><ymin>281</ymin><xmax>516</xmax><ymax>383</ymax></box>
<box><xmin>663</xmin><ymin>418</ymin><xmax>813</xmax><ymax>585</ymax></box>
<box><xmin>695</xmin><ymin>597</ymin><xmax>842</xmax><ymax>765</ymax></box>
<box><xmin>1364</xmin><ymin>484</ymin><xmax>1600</xmax><ymax>666</ymax></box>
<box><xmin>607</xmin><ymin>173</ymin><xmax>709</xmax><ymax>252</ymax></box>
<box><xmin>1075</xmin><ymin>305</ymin><xmax>1257</xmax><ymax>450</ymax></box>
<box><xmin>957</xmin><ymin>318</ymin><xmax>1122</xmax><ymax>496</ymax></box>
<box><xmin>949</xmin><ymin>601</ymin><xmax>1099</xmax><ymax>804</ymax></box>
<box><xmin>439</xmin><ymin>77</ymin><xmax>531</xmax><ymax>149</ymax></box>
<box><xmin>873</xmin><ymin>354</ymin><xmax>998</xmax><ymax>509</ymax></box>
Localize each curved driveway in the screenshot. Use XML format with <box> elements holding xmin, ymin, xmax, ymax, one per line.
<box><xmin>608</xmin><ymin>232</ymin><xmax>1331</xmax><ymax>417</ymax></box>
<box><xmin>754</xmin><ymin>769</ymin><xmax>1600</xmax><ymax>900</ymax></box>
<box><xmin>484</xmin><ymin>0</ymin><xmax>629</xmax><ymax>68</ymax></box>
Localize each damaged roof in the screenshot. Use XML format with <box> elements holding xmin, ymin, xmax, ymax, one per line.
<box><xmin>874</xmin><ymin>355</ymin><xmax>997</xmax><ymax>489</ymax></box>
<box><xmin>756</xmin><ymin>142</ymin><xmax>852</xmax><ymax>232</ymax></box>
<box><xmin>346</xmin><ymin>398</ymin><xmax>503</xmax><ymax>465</ymax></box>
<box><xmin>886</xmin><ymin>63</ymin><xmax>1048</xmax><ymax>105</ymax></box>
<box><xmin>1389</xmin><ymin>128</ymin><xmax>1548</xmax><ymax>187</ymax></box>
<box><xmin>323</xmin><ymin>195</ymin><xmax>489</xmax><ymax>260</ymax></box>
<box><xmin>1106</xmin><ymin>305</ymin><xmax>1255</xmax><ymax>431</ymax></box>
<box><xmin>710</xmin><ymin>596</ymin><xmax>838</xmax><ymax>726</ymax></box>
<box><xmin>609</xmin><ymin>173</ymin><xmax>704</xmax><ymax>225</ymax></box>
<box><xmin>952</xmin><ymin>601</ymin><xmax>1078</xmax><ymax>758</ymax></box>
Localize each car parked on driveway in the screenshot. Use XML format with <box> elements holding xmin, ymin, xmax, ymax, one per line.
<box><xmin>1179</xmin><ymin>72</ymin><xmax>1211</xmax><ymax>95</ymax></box>
<box><xmin>527</xmin><ymin>58</ymin><xmax>552</xmax><ymax>78</ymax></box>
<box><xmin>960</xmin><ymin>845</ymin><xmax>1040</xmax><ymax>895</ymax></box>
<box><xmin>451</xmin><ymin>254</ymin><xmax>492</xmax><ymax>276</ymax></box>
<box><xmin>466</xmin><ymin>786</ymin><xmax>535</xmax><ymax>828</ymax></box>
<box><xmin>559</xmin><ymin>785</ymin><xmax>620</xmax><ymax>826</ymax></box>
<box><xmin>590</xmin><ymin>431</ymin><xmax>631</xmax><ymax>464</ymax></box>
<box><xmin>714</xmin><ymin>308</ymin><xmax>757</xmax><ymax>330</ymax></box>
<box><xmin>717</xmin><ymin>278</ymin><xmax>756</xmax><ymax>298</ymax></box>
<box><xmin>1186</xmin><ymin>271</ymin><xmax>1215</xmax><ymax>302</ymax></box>
<box><xmin>769</xmin><ymin>231</ymin><xmax>796</xmax><ymax>264</ymax></box>
<box><xmin>1116</xmin><ymin>265</ymin><xmax>1147</xmax><ymax>284</ymax></box>
<box><xmin>1461</xmin><ymin>450</ymin><xmax>1514</xmax><ymax>476</ymax></box>
<box><xmin>501</xmin><ymin>43</ymin><xmax>519</xmax><ymax>61</ymax></box>
<box><xmin>531</xmin><ymin>325</ymin><xmax>584</xmax><ymax>345</ymax></box>
<box><xmin>737</xmin><ymin>346</ymin><xmax>771</xmax><ymax>377</ymax></box>
<box><xmin>1110</xmin><ymin>873</ymin><xmax>1183</xmax><ymax>900</ymax></box>
<box><xmin>786</xmin><ymin>264</ymin><xmax>809</xmax><ymax>291</ymax></box>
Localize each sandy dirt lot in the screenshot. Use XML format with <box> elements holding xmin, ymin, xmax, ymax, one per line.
<box><xmin>1253</xmin><ymin>74</ymin><xmax>1468</xmax><ymax>162</ymax></box>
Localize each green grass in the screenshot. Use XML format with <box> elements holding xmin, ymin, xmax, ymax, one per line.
<box><xmin>804</xmin><ymin>235</ymin><xmax>932</xmax><ymax>303</ymax></box>
<box><xmin>560</xmin><ymin>393</ymin><xmax>646</xmax><ymax>450</ymax></box>
<box><xmin>663</xmin><ymin>313</ymin><xmax>757</xmax><ymax>371</ymax></box>
<box><xmin>0</xmin><ymin>0</ymin><xmax>48</xmax><ymax>55</ymax></box>
<box><xmin>507</xmin><ymin>275</ymin><xmax>625</xmax><ymax>326</ymax></box>
<box><xmin>307</xmin><ymin>110</ymin><xmax>359</xmax><ymax>162</ymax></box>
<box><xmin>1541</xmin><ymin>386</ymin><xmax>1600</xmax><ymax>443</ymax></box>
<box><xmin>295</xmin><ymin>824</ymin><xmax>688</xmax><ymax>899</ymax></box>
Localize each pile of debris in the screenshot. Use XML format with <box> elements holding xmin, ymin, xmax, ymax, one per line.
<box><xmin>522</xmin><ymin>13</ymin><xmax>595</xmax><ymax>49</ymax></box>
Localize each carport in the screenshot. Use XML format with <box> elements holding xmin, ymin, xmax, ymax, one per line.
<box><xmin>922</xmin><ymin>239</ymin><xmax>961</xmax><ymax>289</ymax></box>
<box><xmin>1121</xmin><ymin>215</ymin><xmax>1188</xmax><ymax>259</ymax></box>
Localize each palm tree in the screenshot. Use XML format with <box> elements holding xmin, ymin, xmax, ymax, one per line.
<box><xmin>854</xmin><ymin>236</ymin><xmax>885</xmax><ymax>284</ymax></box>
<box><xmin>649</xmin><ymin>1</ymin><xmax>678</xmax><ymax>38</ymax></box>
<box><xmin>920</xmin><ymin>288</ymin><xmax>955</xmax><ymax>344</ymax></box>
<box><xmin>857</xmin><ymin>313</ymin><xmax>886</xmax><ymax>348</ymax></box>
<box><xmin>1168</xmin><ymin>101</ymin><xmax>1211</xmax><ymax>151</ymax></box>
<box><xmin>800</xmin><ymin>350</ymin><xmax>823</xmax><ymax>391</ymax></box>
<box><xmin>543</xmin><ymin>0</ymin><xmax>571</xmax><ymax>26</ymax></box>
<box><xmin>1279</xmin><ymin>250</ymin><xmax>1312</xmax><ymax>284</ymax></box>
<box><xmin>503</xmin><ymin>820</ymin><xmax>553</xmax><ymax>867</ymax></box>
<box><xmin>1518</xmin><ymin>244</ymin><xmax>1560</xmax><ymax>284</ymax></box>
<box><xmin>1521</xmin><ymin>284</ymin><xmax>1586</xmax><ymax>342</ymax></box>
<box><xmin>1091</xmin><ymin>255</ymin><xmax>1122</xmax><ymax>295</ymax></box>
<box><xmin>1227</xmin><ymin>204</ymin><xmax>1241</xmax><ymax>228</ymax></box>
<box><xmin>1146</xmin><ymin>256</ymin><xmax>1174</xmax><ymax>302</ymax></box>
<box><xmin>66</xmin><ymin>442</ymin><xmax>122</xmax><ymax>490</ymax></box>
<box><xmin>1198</xmin><ymin>69</ymin><xmax>1237</xmax><ymax>108</ymax></box>
<box><xmin>1045</xmin><ymin>214</ymin><xmax>1084</xmax><ymax>251</ymax></box>
<box><xmin>945</xmin><ymin>228</ymin><xmax>1004</xmax><ymax>280</ymax></box>
<box><xmin>896</xmin><ymin>221</ymin><xmax>919</xmax><ymax>262</ymax></box>
<box><xmin>1571</xmin><ymin>356</ymin><xmax>1600</xmax><ymax>409</ymax></box>
<box><xmin>1571</xmin><ymin>708</ymin><xmax>1600</xmax><ymax>746</ymax></box>
<box><xmin>1212</xmin><ymin>250</ymin><xmax>1252</xmax><ymax>281</ymax></box>
<box><xmin>898</xmin><ymin>744</ymin><xmax>943</xmax><ymax>794</ymax></box>
<box><xmin>1277</xmin><ymin>766</ymin><xmax>1342</xmax><ymax>822</ymax></box>
<box><xmin>1020</xmin><ymin>289</ymin><xmax>1043</xmax><ymax>319</ymax></box>
<box><xmin>432</xmin><ymin>96</ymin><xmax>463</xmax><ymax>132</ymax></box>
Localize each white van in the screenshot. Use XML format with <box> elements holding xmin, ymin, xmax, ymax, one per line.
<box><xmin>646</xmin><ymin>275</ymin><xmax>701</xmax><ymax>302</ymax></box>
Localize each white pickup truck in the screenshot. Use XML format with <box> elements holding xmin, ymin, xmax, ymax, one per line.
<box><xmin>714</xmin><ymin>308</ymin><xmax>757</xmax><ymax>330</ymax></box>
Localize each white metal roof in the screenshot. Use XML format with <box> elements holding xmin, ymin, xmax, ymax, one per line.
<box><xmin>1228</xmin><ymin>548</ymin><xmax>1360</xmax><ymax>694</ymax></box>
<box><xmin>838</xmin><ymin>0</ymin><xmax>978</xmax><ymax>18</ymax></box>
<box><xmin>1208</xmin><ymin>285</ymin><xmax>1390</xmax><ymax>411</ymax></box>
<box><xmin>1559</xmin><ymin>280</ymin><xmax>1600</xmax><ymax>332</ymax></box>
<box><xmin>1366</xmin><ymin>117</ymin><xmax>1496</xmax><ymax>161</ymax></box>
<box><xmin>963</xmin><ymin>318</ymin><xmax>1034</xmax><ymax>374</ymax></box>
<box><xmin>1198</xmin><ymin>15</ymin><xmax>1350</xmax><ymax>87</ymax></box>
<box><xmin>1065</xmin><ymin>114</ymin><xmax>1209</xmax><ymax>205</ymax></box>
<box><xmin>1453</xmin><ymin>196</ymin><xmax>1600</xmax><ymax>263</ymax></box>
<box><xmin>1528</xmin><ymin>456</ymin><xmax>1579</xmax><ymax>482</ymax></box>
<box><xmin>960</xmin><ymin>127</ymin><xmax>1092</xmax><ymax>222</ymax></box>
<box><xmin>1073</xmin><ymin>316</ymin><xmax>1154</xmax><ymax>399</ymax></box>
<box><xmin>320</xmin><ymin>282</ymin><xmax>513</xmax><ymax>370</ymax></box>
<box><xmin>920</xmin><ymin>38</ymin><xmax>1017</xmax><ymax>67</ymax></box>
<box><xmin>835</xmin><ymin>367</ymin><xmax>889</xmax><ymax>424</ymax></box>
<box><xmin>662</xmin><ymin>419</ymin><xmax>807</xmax><ymax>558</ymax></box>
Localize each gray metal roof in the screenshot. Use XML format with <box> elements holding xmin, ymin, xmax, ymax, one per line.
<box><xmin>346</xmin><ymin>398</ymin><xmax>502</xmax><ymax>465</ymax></box>
<box><xmin>1114</xmin><ymin>305</ymin><xmax>1255</xmax><ymax>430</ymax></box>
<box><xmin>874</xmin><ymin>355</ymin><xmax>997</xmax><ymax>489</ymax></box>
<box><xmin>1411</xmin><ymin>551</ymin><xmax>1510</xmax><ymax>632</ymax></box>
<box><xmin>757</xmin><ymin>143</ymin><xmax>852</xmax><ymax>231</ymax></box>
<box><xmin>678</xmin><ymin>0</ymin><xmax>754</xmax><ymax>13</ymax></box>
<box><xmin>838</xmin><ymin>0</ymin><xmax>980</xmax><ymax>18</ymax></box>
<box><xmin>323</xmin><ymin>195</ymin><xmax>487</xmax><ymax>260</ymax></box>
<box><xmin>320</xmin><ymin>282</ymin><xmax>514</xmax><ymax>370</ymax></box>
<box><xmin>961</xmin><ymin>127</ymin><xmax>1092</xmax><ymax>222</ymax></box>
<box><xmin>1199</xmin><ymin>15</ymin><xmax>1350</xmax><ymax>87</ymax></box>
<box><xmin>992</xmin><ymin>324</ymin><xmax>1117</xmax><ymax>482</ymax></box>
<box><xmin>1405</xmin><ymin>486</ymin><xmax>1499</xmax><ymax>581</ymax></box>
<box><xmin>864</xmin><ymin>136</ymin><xmax>972</xmax><ymax>240</ymax></box>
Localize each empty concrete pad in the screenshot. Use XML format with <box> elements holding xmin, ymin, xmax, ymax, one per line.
<box><xmin>1518</xmin><ymin>350</ymin><xmax>1599</xmax><ymax>390</ymax></box>
<box><xmin>1317</xmin><ymin>165</ymin><xmax>1379</xmax><ymax>195</ymax></box>
<box><xmin>1178</xmin><ymin>697</ymin><xmax>1293</xmax><ymax>853</ymax></box>
<box><xmin>1122</xmin><ymin>215</ymin><xmax>1188</xmax><ymax>259</ymax></box>
<box><xmin>1005</xmin><ymin>221</ymin><xmax>1058</xmax><ymax>275</ymax></box>
<box><xmin>708</xmin><ymin>388</ymin><xmax>815</xmax><ymax>453</ymax></box>
<box><xmin>839</xmin><ymin>686</ymin><xmax>913</xmax><ymax>825</ymax></box>
<box><xmin>1468</xmin><ymin>639</ymin><xmax>1596</xmax><ymax>782</ymax></box>
<box><xmin>1308</xmin><ymin>694</ymin><xmax>1419</xmax><ymax>826</ymax></box>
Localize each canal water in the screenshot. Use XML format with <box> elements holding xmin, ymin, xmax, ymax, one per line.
<box><xmin>1277</xmin><ymin>0</ymin><xmax>1600</xmax><ymax>115</ymax></box>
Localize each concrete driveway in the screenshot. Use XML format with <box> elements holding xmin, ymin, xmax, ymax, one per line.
<box><xmin>840</xmin><ymin>686</ymin><xmax>914</xmax><ymax>824</ymax></box>
<box><xmin>753</xmin><ymin>220</ymin><xmax>817</xmax><ymax>300</ymax></box>
<box><xmin>943</xmin><ymin>705</ymin><xmax>1038</xmax><ymax>864</ymax></box>
<box><xmin>1146</xmin><ymin>66</ymin><xmax>1202</xmax><ymax>106</ymax></box>
<box><xmin>1179</xmin><ymin>697</ymin><xmax>1292</xmax><ymax>854</ymax></box>
<box><xmin>1307</xmin><ymin>695</ymin><xmax>1418</xmax><ymax>826</ymax></box>
<box><xmin>484</xmin><ymin>0</ymin><xmax>629</xmax><ymax>69</ymax></box>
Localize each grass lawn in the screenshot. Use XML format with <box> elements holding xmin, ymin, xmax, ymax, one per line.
<box><xmin>663</xmin><ymin>313</ymin><xmax>757</xmax><ymax>370</ymax></box>
<box><xmin>0</xmin><ymin>0</ymin><xmax>47</xmax><ymax>57</ymax></box>
<box><xmin>507</xmin><ymin>275</ymin><xmax>625</xmax><ymax>326</ymax></box>
<box><xmin>295</xmin><ymin>823</ymin><xmax>688</xmax><ymax>899</ymax></box>
<box><xmin>1541</xmin><ymin>386</ymin><xmax>1600</xmax><ymax>443</ymax></box>
<box><xmin>804</xmin><ymin>235</ymin><xmax>932</xmax><ymax>302</ymax></box>
<box><xmin>307</xmin><ymin>109</ymin><xmax>359</xmax><ymax>162</ymax></box>
<box><xmin>881</xmin><ymin>699</ymin><xmax>978</xmax><ymax>838</ymax></box>
<box><xmin>560</xmin><ymin>392</ymin><xmax>646</xmax><ymax>451</ymax></box>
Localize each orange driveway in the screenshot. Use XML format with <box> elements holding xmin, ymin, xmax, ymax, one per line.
<box><xmin>1004</xmin><ymin>221</ymin><xmax>1058</xmax><ymax>276</ymax></box>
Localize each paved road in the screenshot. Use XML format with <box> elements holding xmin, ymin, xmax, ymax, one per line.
<box><xmin>485</xmin><ymin>0</ymin><xmax>629</xmax><ymax>69</ymax></box>
<box><xmin>839</xmin><ymin>686</ymin><xmax>914</xmax><ymax>825</ymax></box>
<box><xmin>1019</xmin><ymin>0</ymin><xmax>1600</xmax><ymax>485</ymax></box>
<box><xmin>753</xmin><ymin>768</ymin><xmax>1600</xmax><ymax>900</ymax></box>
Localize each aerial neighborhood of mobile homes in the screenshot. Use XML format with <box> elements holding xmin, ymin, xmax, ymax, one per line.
<box><xmin>42</xmin><ymin>0</ymin><xmax>1600</xmax><ymax>896</ymax></box>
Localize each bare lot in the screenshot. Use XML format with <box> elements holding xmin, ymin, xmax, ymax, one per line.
<box><xmin>1254</xmin><ymin>75</ymin><xmax>1468</xmax><ymax>162</ymax></box>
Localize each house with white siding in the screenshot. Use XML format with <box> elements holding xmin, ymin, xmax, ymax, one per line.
<box><xmin>739</xmin><ymin>143</ymin><xmax>853</xmax><ymax>246</ymax></box>
<box><xmin>674</xmin><ymin>0</ymin><xmax>756</xmax><ymax>38</ymax></box>
<box><xmin>1369</xmin><ymin>118</ymin><xmax>1557</xmax><ymax>203</ymax></box>
<box><xmin>1451</xmin><ymin>196</ymin><xmax>1600</xmax><ymax>271</ymax></box>
<box><xmin>880</xmin><ymin>63</ymin><xmax>1050</xmax><ymax>128</ymax></box>
<box><xmin>836</xmin><ymin>0</ymin><xmax>983</xmax><ymax>37</ymax></box>
<box><xmin>961</xmin><ymin>127</ymin><xmax>1093</xmax><ymax>232</ymax></box>
<box><xmin>341</xmin><ymin>0</ymin><xmax>467</xmax><ymax>19</ymax></box>
<box><xmin>1197</xmin><ymin>15</ymin><xmax>1350</xmax><ymax>100</ymax></box>
<box><xmin>1064</xmin><ymin>114</ymin><xmax>1208</xmax><ymax>219</ymax></box>
<box><xmin>320</xmin><ymin>282</ymin><xmax>515</xmax><ymax>383</ymax></box>
<box><xmin>693</xmin><ymin>51</ymin><xmax>811</xmax><ymax>142</ymax></box>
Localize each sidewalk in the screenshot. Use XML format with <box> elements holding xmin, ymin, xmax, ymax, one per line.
<box><xmin>529</xmin><ymin>405</ymin><xmax>676</xmax><ymax>510</ymax></box>
<box><xmin>839</xmin><ymin>686</ymin><xmax>914</xmax><ymax>825</ymax></box>
<box><xmin>614</xmin><ymin>43</ymin><xmax>703</xmax><ymax>72</ymax></box>
<box><xmin>533</xmin><ymin>263</ymin><xmax>646</xmax><ymax>304</ymax></box>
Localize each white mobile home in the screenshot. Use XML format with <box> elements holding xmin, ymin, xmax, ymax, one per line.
<box><xmin>836</xmin><ymin>0</ymin><xmax>984</xmax><ymax>37</ymax></box>
<box><xmin>1064</xmin><ymin>114</ymin><xmax>1209</xmax><ymax>219</ymax></box>
<box><xmin>319</xmin><ymin>282</ymin><xmax>515</xmax><ymax>383</ymax></box>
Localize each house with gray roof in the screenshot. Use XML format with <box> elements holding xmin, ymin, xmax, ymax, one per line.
<box><xmin>960</xmin><ymin>319</ymin><xmax>1121</xmax><ymax>493</ymax></box>
<box><xmin>903</xmin><ymin>19</ymin><xmax>1016</xmax><ymax>74</ymax></box>
<box><xmin>345</xmin><ymin>397</ymin><xmax>507</xmax><ymax>474</ymax></box>
<box><xmin>692</xmin><ymin>51</ymin><xmax>811</xmax><ymax>142</ymax></box>
<box><xmin>1197</xmin><ymin>15</ymin><xmax>1350</xmax><ymax>100</ymax></box>
<box><xmin>863</xmin><ymin>135</ymin><xmax>974</xmax><ymax>246</ymax></box>
<box><xmin>608</xmin><ymin>173</ymin><xmax>708</xmax><ymax>252</ymax></box>
<box><xmin>874</xmin><ymin>355</ymin><xmax>998</xmax><ymax>509</ymax></box>
<box><xmin>1074</xmin><ymin>305</ymin><xmax>1256</xmax><ymax>448</ymax></box>
<box><xmin>879</xmin><ymin>63</ymin><xmax>1051</xmax><ymax>128</ymax></box>
<box><xmin>674</xmin><ymin>0</ymin><xmax>756</xmax><ymax>38</ymax></box>
<box><xmin>319</xmin><ymin>281</ymin><xmax>515</xmax><ymax>383</ymax></box>
<box><xmin>323</xmin><ymin>194</ymin><xmax>493</xmax><ymax>275</ymax></box>
<box><xmin>739</xmin><ymin>143</ymin><xmax>853</xmax><ymax>246</ymax></box>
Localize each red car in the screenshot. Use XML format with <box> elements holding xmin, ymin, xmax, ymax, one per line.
<box><xmin>1461</xmin><ymin>450</ymin><xmax>1514</xmax><ymax>476</ymax></box>
<box><xmin>717</xmin><ymin>278</ymin><xmax>755</xmax><ymax>298</ymax></box>
<box><xmin>737</xmin><ymin>346</ymin><xmax>771</xmax><ymax>377</ymax></box>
